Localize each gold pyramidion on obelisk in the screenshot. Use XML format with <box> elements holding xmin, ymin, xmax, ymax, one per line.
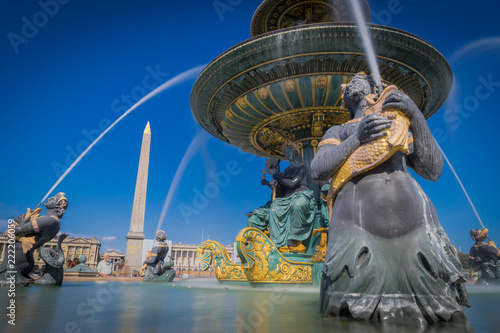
<box><xmin>125</xmin><ymin>122</ymin><xmax>151</xmax><ymax>273</ymax></box>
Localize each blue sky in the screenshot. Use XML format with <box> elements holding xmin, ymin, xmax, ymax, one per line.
<box><xmin>0</xmin><ymin>0</ymin><xmax>499</xmax><ymax>255</ymax></box>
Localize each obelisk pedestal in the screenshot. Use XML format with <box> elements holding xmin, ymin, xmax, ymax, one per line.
<box><xmin>125</xmin><ymin>122</ymin><xmax>151</xmax><ymax>273</ymax></box>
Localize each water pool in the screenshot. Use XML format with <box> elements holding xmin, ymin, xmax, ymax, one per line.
<box><xmin>1</xmin><ymin>280</ymin><xmax>498</xmax><ymax>333</ymax></box>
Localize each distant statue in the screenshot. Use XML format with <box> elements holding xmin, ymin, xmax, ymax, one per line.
<box><xmin>247</xmin><ymin>158</ymin><xmax>283</xmax><ymax>233</ymax></box>
<box><xmin>66</xmin><ymin>255</ymin><xmax>96</xmax><ymax>273</ymax></box>
<box><xmin>141</xmin><ymin>230</ymin><xmax>175</xmax><ymax>282</ymax></box>
<box><xmin>268</xmin><ymin>141</ymin><xmax>316</xmax><ymax>253</ymax></box>
<box><xmin>0</xmin><ymin>192</ymin><xmax>69</xmax><ymax>286</ymax></box>
<box><xmin>469</xmin><ymin>228</ymin><xmax>500</xmax><ymax>285</ymax></box>
<box><xmin>311</xmin><ymin>73</ymin><xmax>469</xmax><ymax>323</ymax></box>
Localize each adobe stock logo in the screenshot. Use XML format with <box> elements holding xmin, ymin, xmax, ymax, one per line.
<box><xmin>7</xmin><ymin>0</ymin><xmax>71</xmax><ymax>54</ymax></box>
<box><xmin>213</xmin><ymin>0</ymin><xmax>243</xmax><ymax>21</ymax></box>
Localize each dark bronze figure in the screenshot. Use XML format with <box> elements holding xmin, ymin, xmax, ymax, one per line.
<box><xmin>311</xmin><ymin>74</ymin><xmax>469</xmax><ymax>324</ymax></box>
<box><xmin>469</xmin><ymin>228</ymin><xmax>500</xmax><ymax>285</ymax></box>
<box><xmin>247</xmin><ymin>158</ymin><xmax>282</xmax><ymax>233</ymax></box>
<box><xmin>141</xmin><ymin>230</ymin><xmax>175</xmax><ymax>282</ymax></box>
<box><xmin>268</xmin><ymin>142</ymin><xmax>317</xmax><ymax>253</ymax></box>
<box><xmin>0</xmin><ymin>192</ymin><xmax>68</xmax><ymax>286</ymax></box>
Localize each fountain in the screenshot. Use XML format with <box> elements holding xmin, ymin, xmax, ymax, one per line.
<box><xmin>191</xmin><ymin>0</ymin><xmax>451</xmax><ymax>278</ymax></box>
<box><xmin>189</xmin><ymin>0</ymin><xmax>470</xmax><ymax>325</ymax></box>
<box><xmin>0</xmin><ymin>0</ymin><xmax>494</xmax><ymax>331</ymax></box>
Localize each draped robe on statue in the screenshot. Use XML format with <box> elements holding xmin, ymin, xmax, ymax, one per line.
<box><xmin>268</xmin><ymin>165</ymin><xmax>316</xmax><ymax>248</ymax></box>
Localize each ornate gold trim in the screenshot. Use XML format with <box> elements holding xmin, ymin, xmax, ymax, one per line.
<box><xmin>202</xmin><ymin>52</ymin><xmax>430</xmax><ymax>134</ymax></box>
<box><xmin>236</xmin><ymin>228</ymin><xmax>313</xmax><ymax>283</ymax></box>
<box><xmin>197</xmin><ymin>241</ymin><xmax>246</xmax><ymax>281</ymax></box>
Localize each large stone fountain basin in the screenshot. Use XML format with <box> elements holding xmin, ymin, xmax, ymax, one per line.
<box><xmin>191</xmin><ymin>24</ymin><xmax>452</xmax><ymax>158</ymax></box>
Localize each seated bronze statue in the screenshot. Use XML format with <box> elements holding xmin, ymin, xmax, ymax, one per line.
<box><xmin>141</xmin><ymin>230</ymin><xmax>175</xmax><ymax>282</ymax></box>
<box><xmin>247</xmin><ymin>158</ymin><xmax>283</xmax><ymax>234</ymax></box>
<box><xmin>267</xmin><ymin>141</ymin><xmax>316</xmax><ymax>253</ymax></box>
<box><xmin>311</xmin><ymin>74</ymin><xmax>469</xmax><ymax>324</ymax></box>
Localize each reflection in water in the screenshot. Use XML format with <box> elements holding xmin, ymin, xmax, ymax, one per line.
<box><xmin>2</xmin><ymin>281</ymin><xmax>497</xmax><ymax>333</ymax></box>
<box><xmin>3</xmin><ymin>285</ymin><xmax>63</xmax><ymax>332</ymax></box>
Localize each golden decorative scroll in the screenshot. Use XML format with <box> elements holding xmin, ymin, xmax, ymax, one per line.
<box><xmin>236</xmin><ymin>228</ymin><xmax>313</xmax><ymax>283</ymax></box>
<box><xmin>197</xmin><ymin>240</ymin><xmax>246</xmax><ymax>281</ymax></box>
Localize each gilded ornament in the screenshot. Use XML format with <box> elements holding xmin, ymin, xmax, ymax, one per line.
<box><xmin>284</xmin><ymin>79</ymin><xmax>296</xmax><ymax>93</ymax></box>
<box><xmin>197</xmin><ymin>241</ymin><xmax>246</xmax><ymax>281</ymax></box>
<box><xmin>225</xmin><ymin>109</ymin><xmax>234</xmax><ymax>120</ymax></box>
<box><xmin>315</xmin><ymin>76</ymin><xmax>327</xmax><ymax>89</ymax></box>
<box><xmin>311</xmin><ymin>112</ymin><xmax>325</xmax><ymax>136</ymax></box>
<box><xmin>237</xmin><ymin>98</ymin><xmax>248</xmax><ymax>109</ymax></box>
<box><xmin>314</xmin><ymin>4</ymin><xmax>326</xmax><ymax>14</ymax></box>
<box><xmin>257</xmin><ymin>127</ymin><xmax>295</xmax><ymax>153</ymax></box>
<box><xmin>257</xmin><ymin>87</ymin><xmax>268</xmax><ymax>99</ymax></box>
<box><xmin>258</xmin><ymin>127</ymin><xmax>285</xmax><ymax>148</ymax></box>
<box><xmin>291</xmin><ymin>7</ymin><xmax>303</xmax><ymax>16</ymax></box>
<box><xmin>325</xmin><ymin>112</ymin><xmax>350</xmax><ymax>125</ymax></box>
<box><xmin>278</xmin><ymin>113</ymin><xmax>309</xmax><ymax>130</ymax></box>
<box><xmin>236</xmin><ymin>228</ymin><xmax>313</xmax><ymax>283</ymax></box>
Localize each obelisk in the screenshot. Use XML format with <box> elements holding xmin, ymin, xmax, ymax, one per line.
<box><xmin>125</xmin><ymin>122</ymin><xmax>150</xmax><ymax>273</ymax></box>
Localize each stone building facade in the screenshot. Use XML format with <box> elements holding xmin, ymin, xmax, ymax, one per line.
<box><xmin>0</xmin><ymin>234</ymin><xmax>101</xmax><ymax>271</ymax></box>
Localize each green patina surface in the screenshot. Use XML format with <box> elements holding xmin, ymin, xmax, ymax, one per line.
<box><xmin>191</xmin><ymin>24</ymin><xmax>452</xmax><ymax>159</ymax></box>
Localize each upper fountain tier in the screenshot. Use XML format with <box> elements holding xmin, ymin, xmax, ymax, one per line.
<box><xmin>250</xmin><ymin>0</ymin><xmax>370</xmax><ymax>36</ymax></box>
<box><xmin>191</xmin><ymin>0</ymin><xmax>452</xmax><ymax>159</ymax></box>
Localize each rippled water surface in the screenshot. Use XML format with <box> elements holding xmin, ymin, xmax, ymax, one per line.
<box><xmin>1</xmin><ymin>281</ymin><xmax>499</xmax><ymax>333</ymax></box>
